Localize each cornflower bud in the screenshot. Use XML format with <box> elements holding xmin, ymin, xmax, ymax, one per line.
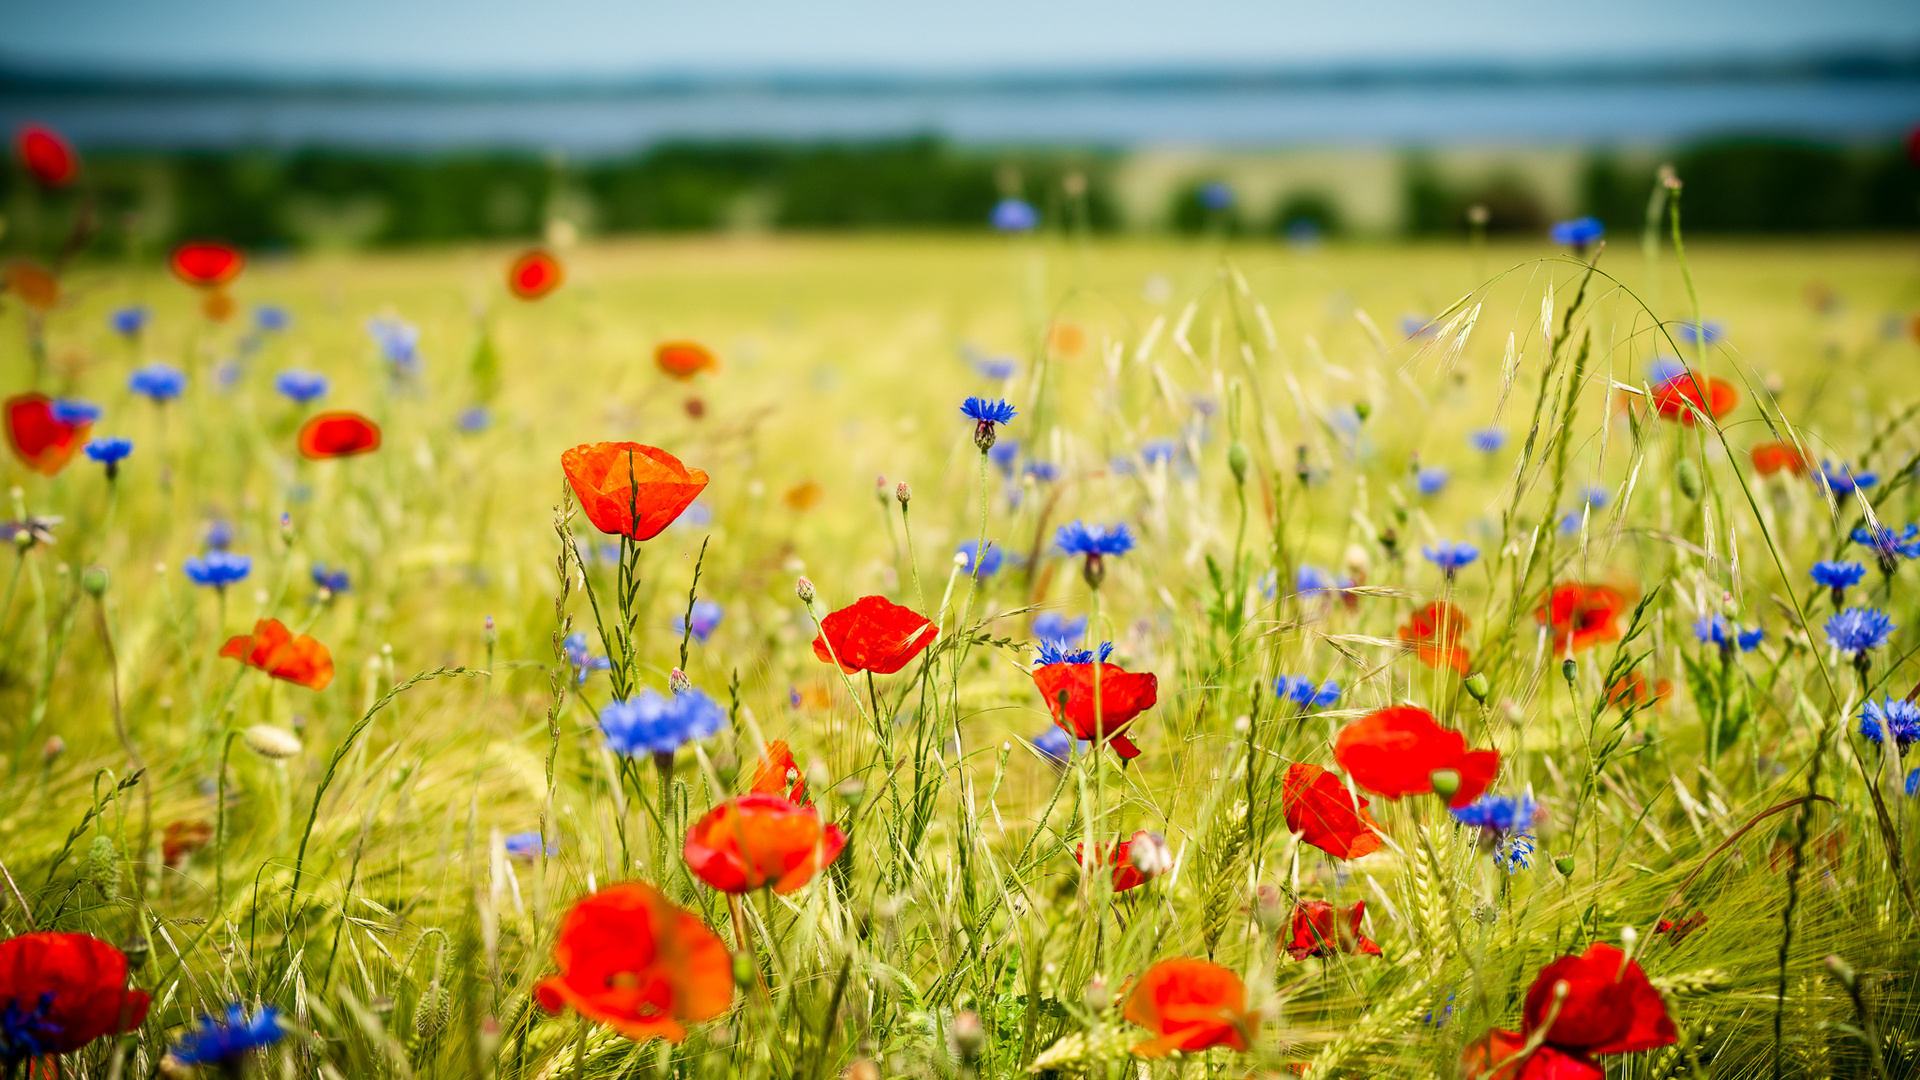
<box><xmin>895</xmin><ymin>481</ymin><xmax>912</xmax><ymax>506</ymax></box>
<box><xmin>796</xmin><ymin>577</ymin><xmax>816</xmax><ymax>604</ymax></box>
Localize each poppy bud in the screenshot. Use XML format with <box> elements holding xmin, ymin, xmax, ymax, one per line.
<box><xmin>12</xmin><ymin>529</ymin><xmax>31</xmax><ymax>553</ymax></box>
<box><xmin>244</xmin><ymin>724</ymin><xmax>303</xmax><ymax>760</ymax></box>
<box><xmin>731</xmin><ymin>949</ymin><xmax>757</xmax><ymax>989</ymax></box>
<box><xmin>1228</xmin><ymin>441</ymin><xmax>1249</xmax><ymax>485</ymax></box>
<box><xmin>796</xmin><ymin>577</ymin><xmax>816</xmax><ymax>604</ymax></box>
<box><xmin>1660</xmin><ymin>164</ymin><xmax>1681</xmax><ymax>190</ymax></box>
<box><xmin>669</xmin><ymin>668</ymin><xmax>693</xmax><ymax>696</ymax></box>
<box><xmin>42</xmin><ymin>735</ymin><xmax>65</xmax><ymax>761</ymax></box>
<box><xmin>1084</xmin><ymin>974</ymin><xmax>1110</xmax><ymax>1014</ymax></box>
<box><xmin>895</xmin><ymin>481</ymin><xmax>912</xmax><ymax>506</ymax></box>
<box><xmin>1429</xmin><ymin>768</ymin><xmax>1460</xmax><ymax>801</ymax></box>
<box><xmin>86</xmin><ymin>835</ymin><xmax>120</xmax><ymax>900</ymax></box>
<box><xmin>1823</xmin><ymin>953</ymin><xmax>1858</xmax><ymax>991</ymax></box>
<box><xmin>1353</xmin><ymin>401</ymin><xmax>1371</xmax><ymax>423</ymax></box>
<box><xmin>1464</xmin><ymin>671</ymin><xmax>1490</xmax><ymax>703</ymax></box>
<box><xmin>81</xmin><ymin>565</ymin><xmax>108</xmax><ymax>596</ymax></box>
<box><xmin>1676</xmin><ymin>457</ymin><xmax>1702</xmax><ymax>500</ymax></box>
<box><xmin>1554</xmin><ymin>852</ymin><xmax>1576</xmax><ymax>876</ymax></box>
<box><xmin>119</xmin><ymin>933</ymin><xmax>150</xmax><ymax>970</ymax></box>
<box><xmin>414</xmin><ymin>985</ymin><xmax>449</xmax><ymax>1039</ymax></box>
<box><xmin>951</xmin><ymin>1010</ymin><xmax>985</xmax><ymax>1063</ymax></box>
<box><xmin>1619</xmin><ymin>924</ymin><xmax>1639</xmax><ymax>956</ymax></box>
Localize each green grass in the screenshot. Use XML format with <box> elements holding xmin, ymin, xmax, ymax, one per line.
<box><xmin>4</xmin><ymin>231</ymin><xmax>1920</xmax><ymax>1078</ymax></box>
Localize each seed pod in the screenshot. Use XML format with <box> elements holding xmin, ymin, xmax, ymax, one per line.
<box><xmin>1464</xmin><ymin>671</ymin><xmax>1491</xmax><ymax>703</ymax></box>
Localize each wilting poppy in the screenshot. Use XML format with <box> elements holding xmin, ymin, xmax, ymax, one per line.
<box><xmin>1075</xmin><ymin>831</ymin><xmax>1171</xmax><ymax>893</ymax></box>
<box><xmin>220</xmin><ymin>618</ymin><xmax>334</xmax><ymax>691</ymax></box>
<box><xmin>1032</xmin><ymin>658</ymin><xmax>1157</xmax><ymax>760</ymax></box>
<box><xmin>1399</xmin><ymin>600</ymin><xmax>1471</xmax><ymax>675</ymax></box>
<box><xmin>162</xmin><ymin>820</ymin><xmax>215</xmax><ymax>867</ymax></box>
<box><xmin>1648</xmin><ymin>371</ymin><xmax>1737</xmax><ymax>426</ymax></box>
<box><xmin>1281</xmin><ymin>763</ymin><xmax>1382</xmax><ymax>860</ymax></box>
<box><xmin>1749</xmin><ymin>441</ymin><xmax>1806</xmax><ymax>477</ymax></box>
<box><xmin>683</xmin><ymin>793</ymin><xmax>847</xmax><ymax>894</ymax></box>
<box><xmin>1653</xmin><ymin>911</ymin><xmax>1707</xmax><ymax>945</ymax></box>
<box><xmin>1460</xmin><ymin>942</ymin><xmax>1676</xmax><ymax>1080</ymax></box>
<box><xmin>811</xmin><ymin>595</ymin><xmax>938</xmax><ymax>675</ymax></box>
<box><xmin>1537</xmin><ymin>583</ymin><xmax>1630</xmax><ymax>657</ymax></box>
<box><xmin>656</xmin><ymin>341</ymin><xmax>719</xmax><ymax>381</ymax></box>
<box><xmin>561</xmin><ymin>442</ymin><xmax>710</xmax><ymax>541</ymax></box>
<box><xmin>16</xmin><ymin>125</ymin><xmax>78</xmax><ymax>187</ymax></box>
<box><xmin>170</xmin><ymin>242</ymin><xmax>245</xmax><ymax>289</ymax></box>
<box><xmin>507</xmin><ymin>249</ymin><xmax>564</xmax><ymax>300</ymax></box>
<box><xmin>1334</xmin><ymin>706</ymin><xmax>1498</xmax><ymax>808</ymax></box>
<box><xmin>749</xmin><ymin>740</ymin><xmax>808</xmax><ymax>804</ymax></box>
<box><xmin>0</xmin><ymin>932</ymin><xmax>151</xmax><ymax>1065</ymax></box>
<box><xmin>1285</xmin><ymin>900</ymin><xmax>1381</xmax><ymax>960</ymax></box>
<box><xmin>297</xmin><ymin>411</ymin><xmax>382</xmax><ymax>459</ymax></box>
<box><xmin>5</xmin><ymin>392</ymin><xmax>90</xmax><ymax>476</ymax></box>
<box><xmin>1122</xmin><ymin>957</ymin><xmax>1259</xmax><ymax>1057</ymax></box>
<box><xmin>533</xmin><ymin>882</ymin><xmax>732</xmax><ymax>1044</ymax></box>
<box><xmin>4</xmin><ymin>260</ymin><xmax>60</xmax><ymax>313</ymax></box>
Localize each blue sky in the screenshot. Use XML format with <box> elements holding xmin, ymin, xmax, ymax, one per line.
<box><xmin>8</xmin><ymin>0</ymin><xmax>1920</xmax><ymax>78</ymax></box>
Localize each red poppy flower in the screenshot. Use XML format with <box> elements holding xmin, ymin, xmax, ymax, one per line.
<box><xmin>1122</xmin><ymin>957</ymin><xmax>1259</xmax><ymax>1057</ymax></box>
<box><xmin>1284</xmin><ymin>900</ymin><xmax>1381</xmax><ymax>960</ymax></box>
<box><xmin>162</xmin><ymin>820</ymin><xmax>215</xmax><ymax>867</ymax></box>
<box><xmin>508</xmin><ymin>249</ymin><xmax>564</xmax><ymax>300</ymax></box>
<box><xmin>1749</xmin><ymin>441</ymin><xmax>1806</xmax><ymax>477</ymax></box>
<box><xmin>1462</xmin><ymin>941</ymin><xmax>1676</xmax><ymax>1079</ymax></box>
<box><xmin>297</xmin><ymin>411</ymin><xmax>382</xmax><ymax>459</ymax></box>
<box><xmin>683</xmin><ymin>793</ymin><xmax>847</xmax><ymax>895</ymax></box>
<box><xmin>561</xmin><ymin>442</ymin><xmax>710</xmax><ymax>541</ymax></box>
<box><xmin>220</xmin><ymin>618</ymin><xmax>335</xmax><ymax>690</ymax></box>
<box><xmin>170</xmin><ymin>241</ymin><xmax>245</xmax><ymax>289</ymax></box>
<box><xmin>1399</xmin><ymin>600</ymin><xmax>1471</xmax><ymax>675</ymax></box>
<box><xmin>533</xmin><ymin>881</ymin><xmax>732</xmax><ymax>1043</ymax></box>
<box><xmin>656</xmin><ymin>341</ymin><xmax>718</xmax><ymax>381</ymax></box>
<box><xmin>811</xmin><ymin>595</ymin><xmax>938</xmax><ymax>675</ymax></box>
<box><xmin>1653</xmin><ymin>911</ymin><xmax>1706</xmax><ymax>945</ymax></box>
<box><xmin>1536</xmin><ymin>583</ymin><xmax>1630</xmax><ymax>657</ymax></box>
<box><xmin>16</xmin><ymin>125</ymin><xmax>78</xmax><ymax>188</ymax></box>
<box><xmin>1604</xmin><ymin>671</ymin><xmax>1671</xmax><ymax>712</ymax></box>
<box><xmin>1333</xmin><ymin>706</ymin><xmax>1498</xmax><ymax>808</ymax></box>
<box><xmin>1460</xmin><ymin>1029</ymin><xmax>1599</xmax><ymax>1080</ymax></box>
<box><xmin>1032</xmin><ymin>661</ymin><xmax>1157</xmax><ymax>760</ymax></box>
<box><xmin>750</xmin><ymin>740</ymin><xmax>808</xmax><ymax>804</ymax></box>
<box><xmin>1280</xmin><ymin>763</ymin><xmax>1382</xmax><ymax>860</ymax></box>
<box><xmin>1648</xmin><ymin>371</ymin><xmax>1737</xmax><ymax>426</ymax></box>
<box><xmin>0</xmin><ymin>933</ymin><xmax>151</xmax><ymax>1059</ymax></box>
<box><xmin>4</xmin><ymin>260</ymin><xmax>60</xmax><ymax>314</ymax></box>
<box><xmin>1075</xmin><ymin>831</ymin><xmax>1170</xmax><ymax>893</ymax></box>
<box><xmin>5</xmin><ymin>392</ymin><xmax>89</xmax><ymax>476</ymax></box>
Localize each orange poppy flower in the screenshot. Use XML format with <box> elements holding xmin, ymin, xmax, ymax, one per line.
<box><xmin>1281</xmin><ymin>763</ymin><xmax>1382</xmax><ymax>860</ymax></box>
<box><xmin>1648</xmin><ymin>371</ymin><xmax>1737</xmax><ymax>426</ymax></box>
<box><xmin>782</xmin><ymin>480</ymin><xmax>824</xmax><ymax>511</ymax></box>
<box><xmin>561</xmin><ymin>442</ymin><xmax>709</xmax><ymax>541</ymax></box>
<box><xmin>170</xmin><ymin>241</ymin><xmax>245</xmax><ymax>289</ymax></box>
<box><xmin>683</xmin><ymin>793</ymin><xmax>847</xmax><ymax>894</ymax></box>
<box><xmin>507</xmin><ymin>249</ymin><xmax>564</xmax><ymax>300</ymax></box>
<box><xmin>1033</xmin><ymin>660</ymin><xmax>1157</xmax><ymax>760</ymax></box>
<box><xmin>1122</xmin><ymin>957</ymin><xmax>1259</xmax><ymax>1057</ymax></box>
<box><xmin>533</xmin><ymin>881</ymin><xmax>732</xmax><ymax>1044</ymax></box>
<box><xmin>750</xmin><ymin>740</ymin><xmax>808</xmax><ymax>804</ymax></box>
<box><xmin>201</xmin><ymin>290</ymin><xmax>235</xmax><ymax>322</ymax></box>
<box><xmin>1536</xmin><ymin>582</ymin><xmax>1630</xmax><ymax>657</ymax></box>
<box><xmin>811</xmin><ymin>595</ymin><xmax>938</xmax><ymax>675</ymax></box>
<box><xmin>1284</xmin><ymin>900</ymin><xmax>1381</xmax><ymax>960</ymax></box>
<box><xmin>656</xmin><ymin>341</ymin><xmax>719</xmax><ymax>381</ymax></box>
<box><xmin>162</xmin><ymin>820</ymin><xmax>214</xmax><ymax>867</ymax></box>
<box><xmin>219</xmin><ymin>618</ymin><xmax>334</xmax><ymax>690</ymax></box>
<box><xmin>1604</xmin><ymin>671</ymin><xmax>1671</xmax><ymax>711</ymax></box>
<box><xmin>5</xmin><ymin>392</ymin><xmax>89</xmax><ymax>476</ymax></box>
<box><xmin>297</xmin><ymin>411</ymin><xmax>382</xmax><ymax>459</ymax></box>
<box><xmin>1047</xmin><ymin>321</ymin><xmax>1088</xmax><ymax>358</ymax></box>
<box><xmin>4</xmin><ymin>260</ymin><xmax>60</xmax><ymax>313</ymax></box>
<box><xmin>1749</xmin><ymin>440</ymin><xmax>1806</xmax><ymax>477</ymax></box>
<box><xmin>1333</xmin><ymin>706</ymin><xmax>1498</xmax><ymax>808</ymax></box>
<box><xmin>1398</xmin><ymin>600</ymin><xmax>1471</xmax><ymax>675</ymax></box>
<box><xmin>16</xmin><ymin>125</ymin><xmax>79</xmax><ymax>187</ymax></box>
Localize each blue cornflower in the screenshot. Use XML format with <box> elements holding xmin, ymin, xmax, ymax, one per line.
<box><xmin>1858</xmin><ymin>696</ymin><xmax>1920</xmax><ymax>753</ymax></box>
<box><xmin>1826</xmin><ymin>607</ymin><xmax>1894</xmax><ymax>655</ymax></box>
<box><xmin>1141</xmin><ymin>440</ymin><xmax>1179</xmax><ymax>467</ymax></box>
<box><xmin>1693</xmin><ymin>614</ymin><xmax>1763</xmax><ymax>652</ymax></box>
<box><xmin>1033</xmin><ymin>612</ymin><xmax>1087</xmax><ymax>646</ymax></box>
<box><xmin>254</xmin><ymin>305</ymin><xmax>290</xmax><ymax>332</ymax></box>
<box><xmin>1907</xmin><ymin>768</ymin><xmax>1919</xmax><ymax>797</ymax></box>
<box><xmin>561</xmin><ymin>632</ymin><xmax>611</xmax><ymax>685</ymax></box>
<box><xmin>961</xmin><ymin>396</ymin><xmax>1017</xmax><ymax>451</ymax></box>
<box><xmin>957</xmin><ymin>540</ymin><xmax>1002</xmax><ymax>578</ymax></box>
<box><xmin>184</xmin><ymin>552</ymin><xmax>252</xmax><ymax>589</ymax></box>
<box><xmin>50</xmin><ymin>399</ymin><xmax>100</xmax><ymax>425</ymax></box>
<box><xmin>1647</xmin><ymin>356</ymin><xmax>1689</xmax><ymax>385</ymax></box>
<box><xmin>503</xmin><ymin>831</ymin><xmax>558</xmax><ymax>858</ymax></box>
<box><xmin>1549</xmin><ymin>216</ymin><xmax>1605</xmax><ymax>250</ymax></box>
<box><xmin>458</xmin><ymin>406</ymin><xmax>491</xmax><ymax>433</ymax></box>
<box><xmin>600</xmin><ymin>687</ymin><xmax>726</xmax><ymax>757</ymax></box>
<box><xmin>1401</xmin><ymin>315</ymin><xmax>1437</xmax><ymax>340</ymax></box>
<box><xmin>84</xmin><ymin>438</ymin><xmax>132</xmax><ymax>477</ymax></box>
<box><xmin>1296</xmin><ymin>565</ymin><xmax>1337</xmax><ymax>597</ymax></box>
<box><xmin>1275</xmin><ymin>676</ymin><xmax>1340</xmax><ymax>709</ymax></box>
<box><xmin>206</xmin><ymin>520</ymin><xmax>235</xmax><ymax>550</ymax></box>
<box><xmin>1197</xmin><ymin>181</ymin><xmax>1234</xmax><ymax>211</ymax></box>
<box><xmin>1818</xmin><ymin>462</ymin><xmax>1878</xmax><ymax>497</ymax></box>
<box><xmin>672</xmin><ymin>599</ymin><xmax>724</xmax><ymax>643</ymax></box>
<box><xmin>991</xmin><ymin>197</ymin><xmax>1039</xmax><ymax>233</ymax></box>
<box><xmin>973</xmin><ymin>355</ymin><xmax>1017</xmax><ymax>380</ymax></box>
<box><xmin>1024</xmin><ymin>461</ymin><xmax>1060</xmax><ymax>483</ymax></box>
<box><xmin>1470</xmin><ymin>428</ymin><xmax>1506</xmax><ymax>453</ymax></box>
<box><xmin>110</xmin><ymin>305</ymin><xmax>149</xmax><ymax>338</ymax></box>
<box><xmin>1850</xmin><ymin>524</ymin><xmax>1920</xmax><ymax>568</ymax></box>
<box><xmin>1034</xmin><ymin>640</ymin><xmax>1113</xmax><ymax>668</ymax></box>
<box><xmin>1422</xmin><ymin>541</ymin><xmax>1479</xmax><ymax>577</ymax></box>
<box><xmin>368</xmin><ymin>315</ymin><xmax>421</xmax><ymax>373</ymax></box>
<box><xmin>1055</xmin><ymin>521</ymin><xmax>1134</xmax><ymax>558</ymax></box>
<box><xmin>129</xmin><ymin>362</ymin><xmax>188</xmax><ymax>402</ymax></box>
<box><xmin>1450</xmin><ymin>793</ymin><xmax>1536</xmax><ymax>835</ymax></box>
<box><xmin>311</xmin><ymin>562</ymin><xmax>350</xmax><ymax>594</ymax></box>
<box><xmin>1498</xmin><ymin>832</ymin><xmax>1535</xmax><ymax>874</ymax></box>
<box><xmin>1416</xmin><ymin>467</ymin><xmax>1450</xmax><ymax>496</ymax></box>
<box><xmin>172</xmin><ymin>1004</ymin><xmax>284</xmax><ymax>1067</ymax></box>
<box><xmin>1033</xmin><ymin>725</ymin><xmax>1075</xmax><ymax>767</ymax></box>
<box><xmin>275</xmin><ymin>370</ymin><xmax>328</xmax><ymax>404</ymax></box>
<box><xmin>1812</xmin><ymin>560</ymin><xmax>1866</xmax><ymax>591</ymax></box>
<box><xmin>989</xmin><ymin>440</ymin><xmax>1020</xmax><ymax>476</ymax></box>
<box><xmin>1582</xmin><ymin>486</ymin><xmax>1609</xmax><ymax>508</ymax></box>
<box><xmin>1674</xmin><ymin>321</ymin><xmax>1726</xmax><ymax>346</ymax></box>
<box><xmin>671</xmin><ymin>500</ymin><xmax>713</xmax><ymax>529</ymax></box>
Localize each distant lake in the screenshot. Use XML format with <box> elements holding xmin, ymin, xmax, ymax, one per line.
<box><xmin>3</xmin><ymin>75</ymin><xmax>1916</xmax><ymax>152</ymax></box>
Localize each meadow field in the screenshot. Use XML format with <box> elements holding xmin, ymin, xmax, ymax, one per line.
<box><xmin>5</xmin><ymin>224</ymin><xmax>1920</xmax><ymax>1079</ymax></box>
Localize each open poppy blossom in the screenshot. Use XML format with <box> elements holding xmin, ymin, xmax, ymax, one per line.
<box><xmin>1536</xmin><ymin>583</ymin><xmax>1630</xmax><ymax>657</ymax></box>
<box><xmin>1398</xmin><ymin>600</ymin><xmax>1471</xmax><ymax>675</ymax></box>
<box><xmin>1281</xmin><ymin>763</ymin><xmax>1382</xmax><ymax>859</ymax></box>
<box><xmin>16</xmin><ymin>125</ymin><xmax>78</xmax><ymax>187</ymax></box>
<box><xmin>561</xmin><ymin>442</ymin><xmax>710</xmax><ymax>541</ymax></box>
<box><xmin>750</xmin><ymin>740</ymin><xmax>808</xmax><ymax>804</ymax></box>
<box><xmin>811</xmin><ymin>595</ymin><xmax>938</xmax><ymax>675</ymax></box>
<box><xmin>507</xmin><ymin>249</ymin><xmax>564</xmax><ymax>300</ymax></box>
<box><xmin>5</xmin><ymin>392</ymin><xmax>90</xmax><ymax>476</ymax></box>
<box><xmin>1032</xmin><ymin>657</ymin><xmax>1157</xmax><ymax>760</ymax></box>
<box><xmin>297</xmin><ymin>411</ymin><xmax>382</xmax><ymax>459</ymax></box>
<box><xmin>170</xmin><ymin>242</ymin><xmax>245</xmax><ymax>289</ymax></box>
<box><xmin>0</xmin><ymin>932</ymin><xmax>151</xmax><ymax>1065</ymax></box>
<box><xmin>1334</xmin><ymin>706</ymin><xmax>1498</xmax><ymax>808</ymax></box>
<box><xmin>533</xmin><ymin>882</ymin><xmax>732</xmax><ymax>1044</ymax></box>
<box><xmin>1654</xmin><ymin>910</ymin><xmax>1707</xmax><ymax>945</ymax></box>
<box><xmin>1460</xmin><ymin>942</ymin><xmax>1676</xmax><ymax>1080</ymax></box>
<box><xmin>1605</xmin><ymin>671</ymin><xmax>1671</xmax><ymax>711</ymax></box>
<box><xmin>220</xmin><ymin>618</ymin><xmax>334</xmax><ymax>690</ymax></box>
<box><xmin>683</xmin><ymin>793</ymin><xmax>847</xmax><ymax>894</ymax></box>
<box><xmin>162</xmin><ymin>820</ymin><xmax>215</xmax><ymax>867</ymax></box>
<box><xmin>1749</xmin><ymin>440</ymin><xmax>1806</xmax><ymax>477</ymax></box>
<box><xmin>656</xmin><ymin>341</ymin><xmax>719</xmax><ymax>381</ymax></box>
<box><xmin>1122</xmin><ymin>957</ymin><xmax>1259</xmax><ymax>1057</ymax></box>
<box><xmin>4</xmin><ymin>260</ymin><xmax>60</xmax><ymax>313</ymax></box>
<box><xmin>1285</xmin><ymin>900</ymin><xmax>1381</xmax><ymax>960</ymax></box>
<box><xmin>1075</xmin><ymin>830</ymin><xmax>1171</xmax><ymax>893</ymax></box>
<box><xmin>1648</xmin><ymin>371</ymin><xmax>1737</xmax><ymax>426</ymax></box>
